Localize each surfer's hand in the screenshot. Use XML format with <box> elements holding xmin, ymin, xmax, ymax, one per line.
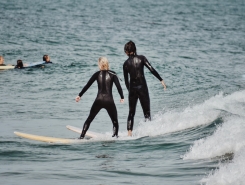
<box><xmin>75</xmin><ymin>96</ymin><xmax>81</xmax><ymax>102</ymax></box>
<box><xmin>120</xmin><ymin>99</ymin><xmax>124</xmax><ymax>103</ymax></box>
<box><xmin>161</xmin><ymin>80</ymin><xmax>166</xmax><ymax>90</ymax></box>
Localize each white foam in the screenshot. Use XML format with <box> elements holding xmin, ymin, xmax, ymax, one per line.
<box><xmin>133</xmin><ymin>94</ymin><xmax>223</xmax><ymax>137</ymax></box>
<box><xmin>183</xmin><ymin>116</ymin><xmax>245</xmax><ymax>160</ymax></box>
<box><xmin>181</xmin><ymin>90</ymin><xmax>245</xmax><ymax>184</ymax></box>
<box><xmin>200</xmin><ymin>146</ymin><xmax>245</xmax><ymax>185</ymax></box>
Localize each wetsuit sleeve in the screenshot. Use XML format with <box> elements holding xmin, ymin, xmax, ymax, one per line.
<box><xmin>123</xmin><ymin>63</ymin><xmax>130</xmax><ymax>90</ymax></box>
<box><xmin>143</xmin><ymin>56</ymin><xmax>163</xmax><ymax>81</ymax></box>
<box><xmin>78</xmin><ymin>72</ymin><xmax>98</xmax><ymax>97</ymax></box>
<box><xmin>113</xmin><ymin>75</ymin><xmax>124</xmax><ymax>99</ymax></box>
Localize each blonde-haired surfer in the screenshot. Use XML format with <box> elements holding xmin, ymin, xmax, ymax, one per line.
<box><xmin>75</xmin><ymin>57</ymin><xmax>124</xmax><ymax>138</ymax></box>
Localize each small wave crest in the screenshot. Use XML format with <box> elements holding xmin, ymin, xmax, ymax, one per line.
<box><xmin>200</xmin><ymin>146</ymin><xmax>245</xmax><ymax>185</ymax></box>
<box><xmin>181</xmin><ymin>90</ymin><xmax>245</xmax><ymax>184</ymax></box>
<box><xmin>183</xmin><ymin>116</ymin><xmax>245</xmax><ymax>160</ymax></box>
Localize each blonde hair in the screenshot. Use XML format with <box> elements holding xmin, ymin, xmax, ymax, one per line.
<box><xmin>0</xmin><ymin>56</ymin><xmax>3</xmax><ymax>64</ymax></box>
<box><xmin>98</xmin><ymin>56</ymin><xmax>109</xmax><ymax>70</ymax></box>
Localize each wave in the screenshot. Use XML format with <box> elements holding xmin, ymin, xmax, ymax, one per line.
<box><xmin>183</xmin><ymin>116</ymin><xmax>245</xmax><ymax>160</ymax></box>
<box><xmin>180</xmin><ymin>90</ymin><xmax>245</xmax><ymax>184</ymax></box>
<box><xmin>200</xmin><ymin>146</ymin><xmax>245</xmax><ymax>185</ymax></box>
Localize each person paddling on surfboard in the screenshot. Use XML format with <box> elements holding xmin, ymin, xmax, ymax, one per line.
<box><xmin>75</xmin><ymin>57</ymin><xmax>124</xmax><ymax>139</ymax></box>
<box><xmin>123</xmin><ymin>41</ymin><xmax>167</xmax><ymax>137</ymax></box>
<box><xmin>15</xmin><ymin>60</ymin><xmax>27</xmax><ymax>69</ymax></box>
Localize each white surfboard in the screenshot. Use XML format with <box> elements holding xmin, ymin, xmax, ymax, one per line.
<box><xmin>66</xmin><ymin>125</ymin><xmax>105</xmax><ymax>138</ymax></box>
<box><xmin>24</xmin><ymin>61</ymin><xmax>45</xmax><ymax>67</ymax></box>
<box><xmin>0</xmin><ymin>66</ymin><xmax>15</xmax><ymax>70</ymax></box>
<box><xmin>66</xmin><ymin>125</ymin><xmax>149</xmax><ymax>140</ymax></box>
<box><xmin>14</xmin><ymin>131</ymin><xmax>87</xmax><ymax>144</ymax></box>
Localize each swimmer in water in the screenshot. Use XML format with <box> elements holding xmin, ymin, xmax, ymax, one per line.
<box><xmin>0</xmin><ymin>56</ymin><xmax>13</xmax><ymax>66</ymax></box>
<box><xmin>0</xmin><ymin>56</ymin><xmax>5</xmax><ymax>66</ymax></box>
<box><xmin>43</xmin><ymin>55</ymin><xmax>52</xmax><ymax>63</ymax></box>
<box><xmin>75</xmin><ymin>57</ymin><xmax>124</xmax><ymax>139</ymax></box>
<box><xmin>123</xmin><ymin>40</ymin><xmax>167</xmax><ymax>136</ymax></box>
<box><xmin>15</xmin><ymin>60</ymin><xmax>25</xmax><ymax>69</ymax></box>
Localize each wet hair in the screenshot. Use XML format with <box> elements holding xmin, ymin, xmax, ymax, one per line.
<box><xmin>43</xmin><ymin>55</ymin><xmax>49</xmax><ymax>62</ymax></box>
<box><xmin>124</xmin><ymin>40</ymin><xmax>137</xmax><ymax>55</ymax></box>
<box><xmin>16</xmin><ymin>60</ymin><xmax>23</xmax><ymax>68</ymax></box>
<box><xmin>98</xmin><ymin>57</ymin><xmax>109</xmax><ymax>70</ymax></box>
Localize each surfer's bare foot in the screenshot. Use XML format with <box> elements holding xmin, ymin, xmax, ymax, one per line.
<box><xmin>128</xmin><ymin>130</ymin><xmax>132</xmax><ymax>137</ymax></box>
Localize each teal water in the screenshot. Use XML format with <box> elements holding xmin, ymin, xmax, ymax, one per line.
<box><xmin>1</xmin><ymin>0</ymin><xmax>245</xmax><ymax>184</ymax></box>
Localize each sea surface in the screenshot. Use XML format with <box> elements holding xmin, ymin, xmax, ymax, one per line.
<box><xmin>1</xmin><ymin>0</ymin><xmax>245</xmax><ymax>184</ymax></box>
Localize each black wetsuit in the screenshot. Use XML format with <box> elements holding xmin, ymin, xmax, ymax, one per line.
<box><xmin>78</xmin><ymin>70</ymin><xmax>124</xmax><ymax>138</ymax></box>
<box><xmin>123</xmin><ymin>55</ymin><xmax>163</xmax><ymax>131</ymax></box>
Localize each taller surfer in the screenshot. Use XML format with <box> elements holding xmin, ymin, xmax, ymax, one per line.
<box><xmin>123</xmin><ymin>41</ymin><xmax>167</xmax><ymax>136</ymax></box>
<box><xmin>75</xmin><ymin>57</ymin><xmax>124</xmax><ymax>139</ymax></box>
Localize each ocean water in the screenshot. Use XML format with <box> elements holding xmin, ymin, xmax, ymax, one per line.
<box><xmin>1</xmin><ymin>0</ymin><xmax>245</xmax><ymax>184</ymax></box>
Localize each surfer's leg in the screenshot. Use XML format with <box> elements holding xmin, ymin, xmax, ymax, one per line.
<box><xmin>106</xmin><ymin>102</ymin><xmax>119</xmax><ymax>137</ymax></box>
<box><xmin>80</xmin><ymin>101</ymin><xmax>101</xmax><ymax>139</ymax></box>
<box><xmin>127</xmin><ymin>89</ymin><xmax>138</xmax><ymax>133</ymax></box>
<box><xmin>138</xmin><ymin>87</ymin><xmax>151</xmax><ymax>121</ymax></box>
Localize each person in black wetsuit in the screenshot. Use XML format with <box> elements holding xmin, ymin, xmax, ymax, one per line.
<box><xmin>123</xmin><ymin>41</ymin><xmax>167</xmax><ymax>136</ymax></box>
<box><xmin>75</xmin><ymin>57</ymin><xmax>124</xmax><ymax>139</ymax></box>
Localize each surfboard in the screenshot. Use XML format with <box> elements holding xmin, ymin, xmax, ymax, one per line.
<box><xmin>66</xmin><ymin>125</ymin><xmax>105</xmax><ymax>138</ymax></box>
<box><xmin>0</xmin><ymin>62</ymin><xmax>45</xmax><ymax>70</ymax></box>
<box><xmin>0</xmin><ymin>66</ymin><xmax>15</xmax><ymax>70</ymax></box>
<box><xmin>14</xmin><ymin>131</ymin><xmax>87</xmax><ymax>144</ymax></box>
<box><xmin>66</xmin><ymin>125</ymin><xmax>149</xmax><ymax>140</ymax></box>
<box><xmin>24</xmin><ymin>61</ymin><xmax>45</xmax><ymax>67</ymax></box>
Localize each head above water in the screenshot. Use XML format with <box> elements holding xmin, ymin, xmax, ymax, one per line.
<box><xmin>0</xmin><ymin>56</ymin><xmax>4</xmax><ymax>64</ymax></box>
<box><xmin>16</xmin><ymin>60</ymin><xmax>23</xmax><ymax>68</ymax></box>
<box><xmin>43</xmin><ymin>55</ymin><xmax>50</xmax><ymax>62</ymax></box>
<box><xmin>98</xmin><ymin>57</ymin><xmax>109</xmax><ymax>70</ymax></box>
<box><xmin>124</xmin><ymin>40</ymin><xmax>137</xmax><ymax>56</ymax></box>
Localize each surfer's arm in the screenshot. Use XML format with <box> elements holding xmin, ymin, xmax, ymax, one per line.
<box><xmin>113</xmin><ymin>75</ymin><xmax>124</xmax><ymax>100</ymax></box>
<box><xmin>123</xmin><ymin>63</ymin><xmax>129</xmax><ymax>90</ymax></box>
<box><xmin>143</xmin><ymin>56</ymin><xmax>163</xmax><ymax>81</ymax></box>
<box><xmin>78</xmin><ymin>72</ymin><xmax>98</xmax><ymax>97</ymax></box>
<box><xmin>143</xmin><ymin>56</ymin><xmax>166</xmax><ymax>90</ymax></box>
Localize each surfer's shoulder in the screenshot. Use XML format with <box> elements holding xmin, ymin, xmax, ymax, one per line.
<box><xmin>108</xmin><ymin>70</ymin><xmax>116</xmax><ymax>75</ymax></box>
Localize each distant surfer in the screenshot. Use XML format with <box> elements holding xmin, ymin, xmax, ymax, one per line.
<box><xmin>43</xmin><ymin>55</ymin><xmax>52</xmax><ymax>63</ymax></box>
<box><xmin>15</xmin><ymin>60</ymin><xmax>25</xmax><ymax>69</ymax></box>
<box><xmin>0</xmin><ymin>56</ymin><xmax>13</xmax><ymax>66</ymax></box>
<box><xmin>75</xmin><ymin>57</ymin><xmax>124</xmax><ymax>139</ymax></box>
<box><xmin>123</xmin><ymin>41</ymin><xmax>167</xmax><ymax>136</ymax></box>
<box><xmin>0</xmin><ymin>56</ymin><xmax>5</xmax><ymax>66</ymax></box>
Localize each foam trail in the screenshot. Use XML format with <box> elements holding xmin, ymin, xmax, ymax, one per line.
<box><xmin>200</xmin><ymin>146</ymin><xmax>245</xmax><ymax>185</ymax></box>
<box><xmin>133</xmin><ymin>90</ymin><xmax>245</xmax><ymax>137</ymax></box>
<box><xmin>133</xmin><ymin>95</ymin><xmax>223</xmax><ymax>137</ymax></box>
<box><xmin>206</xmin><ymin>90</ymin><xmax>245</xmax><ymax>117</ymax></box>
<box><xmin>183</xmin><ymin>116</ymin><xmax>245</xmax><ymax>160</ymax></box>
<box><xmin>183</xmin><ymin>90</ymin><xmax>245</xmax><ymax>160</ymax></box>
<box><xmin>115</xmin><ymin>90</ymin><xmax>245</xmax><ymax>139</ymax></box>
